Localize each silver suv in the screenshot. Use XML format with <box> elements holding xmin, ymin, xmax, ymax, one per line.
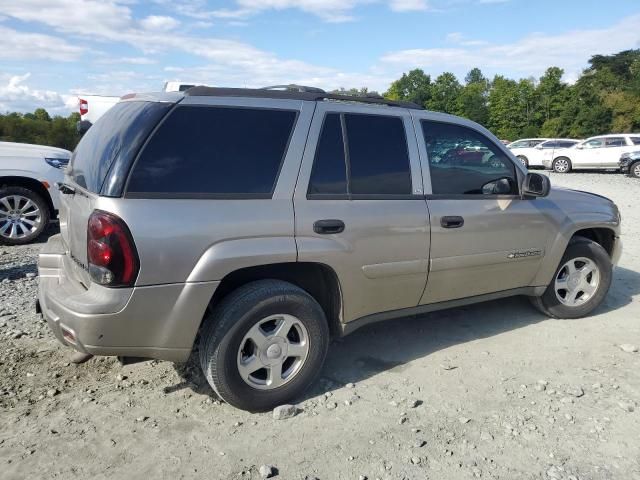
<box><xmin>37</xmin><ymin>87</ymin><xmax>622</xmax><ymax>411</ymax></box>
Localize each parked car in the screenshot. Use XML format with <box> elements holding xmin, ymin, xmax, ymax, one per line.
<box><xmin>619</xmin><ymin>151</ymin><xmax>640</xmax><ymax>178</ymax></box>
<box><xmin>0</xmin><ymin>141</ymin><xmax>70</xmax><ymax>244</ymax></box>
<box><xmin>511</xmin><ymin>139</ymin><xmax>581</xmax><ymax>168</ymax></box>
<box><xmin>543</xmin><ymin>134</ymin><xmax>640</xmax><ymax>173</ymax></box>
<box><xmin>507</xmin><ymin>138</ymin><xmax>549</xmax><ymax>149</ymax></box>
<box><xmin>38</xmin><ymin>86</ymin><xmax>622</xmax><ymax>411</ymax></box>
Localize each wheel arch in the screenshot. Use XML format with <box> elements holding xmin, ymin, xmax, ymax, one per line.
<box><xmin>0</xmin><ymin>175</ymin><xmax>55</xmax><ymax>216</ymax></box>
<box><xmin>199</xmin><ymin>261</ymin><xmax>344</xmax><ymax>341</ymax></box>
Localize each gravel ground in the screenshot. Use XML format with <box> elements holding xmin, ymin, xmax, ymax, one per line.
<box><xmin>1</xmin><ymin>172</ymin><xmax>639</xmax><ymax>480</ymax></box>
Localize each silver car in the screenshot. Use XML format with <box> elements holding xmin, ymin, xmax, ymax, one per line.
<box><xmin>38</xmin><ymin>87</ymin><xmax>622</xmax><ymax>411</ymax></box>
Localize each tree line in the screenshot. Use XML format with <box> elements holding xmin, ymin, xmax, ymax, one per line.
<box><xmin>383</xmin><ymin>49</ymin><xmax>640</xmax><ymax>140</ymax></box>
<box><xmin>0</xmin><ymin>109</ymin><xmax>81</xmax><ymax>151</ymax></box>
<box><xmin>1</xmin><ymin>49</ymin><xmax>639</xmax><ymax>151</ymax></box>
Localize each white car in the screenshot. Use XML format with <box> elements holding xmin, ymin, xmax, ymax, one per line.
<box><xmin>544</xmin><ymin>134</ymin><xmax>640</xmax><ymax>173</ymax></box>
<box><xmin>0</xmin><ymin>141</ymin><xmax>71</xmax><ymax>244</ymax></box>
<box><xmin>512</xmin><ymin>138</ymin><xmax>581</xmax><ymax>168</ymax></box>
<box><xmin>507</xmin><ymin>138</ymin><xmax>549</xmax><ymax>150</ymax></box>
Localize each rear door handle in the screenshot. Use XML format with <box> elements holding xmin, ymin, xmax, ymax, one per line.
<box><xmin>441</xmin><ymin>216</ymin><xmax>464</xmax><ymax>229</ymax></box>
<box><xmin>313</xmin><ymin>219</ymin><xmax>345</xmax><ymax>234</ymax></box>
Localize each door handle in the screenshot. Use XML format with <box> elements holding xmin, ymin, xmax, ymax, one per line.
<box><xmin>441</xmin><ymin>216</ymin><xmax>464</xmax><ymax>229</ymax></box>
<box><xmin>313</xmin><ymin>219</ymin><xmax>345</xmax><ymax>234</ymax></box>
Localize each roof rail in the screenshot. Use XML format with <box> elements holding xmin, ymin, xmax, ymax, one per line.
<box><xmin>184</xmin><ymin>86</ymin><xmax>424</xmax><ymax>110</ymax></box>
<box><xmin>261</xmin><ymin>84</ymin><xmax>327</xmax><ymax>93</ymax></box>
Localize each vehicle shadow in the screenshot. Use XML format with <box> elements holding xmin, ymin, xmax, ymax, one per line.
<box><xmin>172</xmin><ymin>266</ymin><xmax>640</xmax><ymax>404</ymax></box>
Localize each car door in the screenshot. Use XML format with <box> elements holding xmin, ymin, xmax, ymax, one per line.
<box><xmin>294</xmin><ymin>103</ymin><xmax>430</xmax><ymax>324</ymax></box>
<box><xmin>574</xmin><ymin>137</ymin><xmax>605</xmax><ymax>168</ymax></box>
<box><xmin>414</xmin><ymin>115</ymin><xmax>557</xmax><ymax>304</ymax></box>
<box><xmin>601</xmin><ymin>136</ymin><xmax>628</xmax><ymax>168</ymax></box>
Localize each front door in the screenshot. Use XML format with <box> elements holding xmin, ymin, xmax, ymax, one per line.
<box><xmin>414</xmin><ymin>116</ymin><xmax>557</xmax><ymax>304</ymax></box>
<box><xmin>574</xmin><ymin>137</ymin><xmax>605</xmax><ymax>168</ymax></box>
<box><xmin>294</xmin><ymin>103</ymin><xmax>430</xmax><ymax>323</ymax></box>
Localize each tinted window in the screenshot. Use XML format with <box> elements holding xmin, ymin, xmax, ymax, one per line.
<box><xmin>127</xmin><ymin>106</ymin><xmax>296</xmax><ymax>196</ymax></box>
<box><xmin>308</xmin><ymin>114</ymin><xmax>347</xmax><ymax>195</ymax></box>
<box><xmin>541</xmin><ymin>141</ymin><xmax>557</xmax><ymax>148</ymax></box>
<box><xmin>422</xmin><ymin>121</ymin><xmax>518</xmax><ymax>196</ymax></box>
<box><xmin>529</xmin><ymin>140</ymin><xmax>545</xmax><ymax>147</ymax></box>
<box><xmin>345</xmin><ymin>114</ymin><xmax>411</xmax><ymax>195</ymax></box>
<box><xmin>630</xmin><ymin>137</ymin><xmax>640</xmax><ymax>145</ymax></box>
<box><xmin>508</xmin><ymin>140</ymin><xmax>528</xmax><ymax>149</ymax></box>
<box><xmin>605</xmin><ymin>137</ymin><xmax>625</xmax><ymax>147</ymax></box>
<box><xmin>70</xmin><ymin>101</ymin><xmax>171</xmax><ymax>193</ymax></box>
<box><xmin>557</xmin><ymin>141</ymin><xmax>578</xmax><ymax>148</ymax></box>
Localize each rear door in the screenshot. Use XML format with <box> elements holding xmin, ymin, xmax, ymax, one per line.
<box><xmin>294</xmin><ymin>103</ymin><xmax>430</xmax><ymax>323</ymax></box>
<box><xmin>414</xmin><ymin>115</ymin><xmax>556</xmax><ymax>304</ymax></box>
<box><xmin>62</xmin><ymin>100</ymin><xmax>172</xmax><ymax>286</ymax></box>
<box><xmin>601</xmin><ymin>137</ymin><xmax>628</xmax><ymax>168</ymax></box>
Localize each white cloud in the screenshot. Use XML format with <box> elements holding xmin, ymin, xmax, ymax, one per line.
<box><xmin>389</xmin><ymin>0</ymin><xmax>429</xmax><ymax>12</ymax></box>
<box><xmin>96</xmin><ymin>56</ymin><xmax>157</xmax><ymax>65</ymax></box>
<box><xmin>382</xmin><ymin>14</ymin><xmax>640</xmax><ymax>81</ymax></box>
<box><xmin>0</xmin><ymin>25</ymin><xmax>83</xmax><ymax>61</ymax></box>
<box><xmin>0</xmin><ymin>73</ymin><xmax>69</xmax><ymax>113</ymax></box>
<box><xmin>140</xmin><ymin>15</ymin><xmax>180</xmax><ymax>31</ymax></box>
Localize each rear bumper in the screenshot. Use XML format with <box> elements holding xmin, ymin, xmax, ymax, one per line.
<box><xmin>37</xmin><ymin>234</ymin><xmax>219</xmax><ymax>363</ymax></box>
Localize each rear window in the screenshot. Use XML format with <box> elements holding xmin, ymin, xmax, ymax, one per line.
<box><xmin>70</xmin><ymin>101</ymin><xmax>171</xmax><ymax>194</ymax></box>
<box><xmin>126</xmin><ymin>106</ymin><xmax>297</xmax><ymax>197</ymax></box>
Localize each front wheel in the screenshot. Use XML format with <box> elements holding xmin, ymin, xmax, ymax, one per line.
<box><xmin>552</xmin><ymin>157</ymin><xmax>572</xmax><ymax>173</ymax></box>
<box><xmin>0</xmin><ymin>186</ymin><xmax>50</xmax><ymax>245</ymax></box>
<box><xmin>199</xmin><ymin>280</ymin><xmax>329</xmax><ymax>411</ymax></box>
<box><xmin>630</xmin><ymin>161</ymin><xmax>640</xmax><ymax>178</ymax></box>
<box><xmin>530</xmin><ymin>237</ymin><xmax>612</xmax><ymax>319</ymax></box>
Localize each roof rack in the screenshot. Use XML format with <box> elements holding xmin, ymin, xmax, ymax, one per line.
<box><xmin>184</xmin><ymin>86</ymin><xmax>424</xmax><ymax>110</ymax></box>
<box><xmin>261</xmin><ymin>84</ymin><xmax>327</xmax><ymax>93</ymax></box>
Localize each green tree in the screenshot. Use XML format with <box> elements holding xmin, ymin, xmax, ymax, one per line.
<box><xmin>384</xmin><ymin>68</ymin><xmax>432</xmax><ymax>105</ymax></box>
<box><xmin>426</xmin><ymin>72</ymin><xmax>462</xmax><ymax>114</ymax></box>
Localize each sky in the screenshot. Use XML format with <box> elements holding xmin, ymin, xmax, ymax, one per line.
<box><xmin>1</xmin><ymin>0</ymin><xmax>639</xmax><ymax>114</ymax></box>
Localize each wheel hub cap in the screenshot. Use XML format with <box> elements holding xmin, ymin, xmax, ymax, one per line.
<box><xmin>237</xmin><ymin>314</ymin><xmax>309</xmax><ymax>390</ymax></box>
<box><xmin>0</xmin><ymin>195</ymin><xmax>42</xmax><ymax>239</ymax></box>
<box><xmin>554</xmin><ymin>256</ymin><xmax>600</xmax><ymax>307</ymax></box>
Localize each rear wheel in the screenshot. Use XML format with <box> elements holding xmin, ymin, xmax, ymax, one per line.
<box><xmin>199</xmin><ymin>280</ymin><xmax>329</xmax><ymax>411</ymax></box>
<box><xmin>530</xmin><ymin>237</ymin><xmax>612</xmax><ymax>319</ymax></box>
<box><xmin>0</xmin><ymin>186</ymin><xmax>50</xmax><ymax>245</ymax></box>
<box><xmin>517</xmin><ymin>155</ymin><xmax>529</xmax><ymax>168</ymax></box>
<box><xmin>630</xmin><ymin>161</ymin><xmax>640</xmax><ymax>178</ymax></box>
<box><xmin>552</xmin><ymin>157</ymin><xmax>572</xmax><ymax>173</ymax></box>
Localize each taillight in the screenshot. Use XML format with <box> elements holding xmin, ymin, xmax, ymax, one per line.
<box><xmin>79</xmin><ymin>98</ymin><xmax>88</xmax><ymax>116</ymax></box>
<box><xmin>87</xmin><ymin>210</ymin><xmax>139</xmax><ymax>287</ymax></box>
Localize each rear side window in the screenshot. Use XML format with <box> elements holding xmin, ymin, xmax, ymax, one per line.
<box><xmin>70</xmin><ymin>101</ymin><xmax>171</xmax><ymax>194</ymax></box>
<box><xmin>346</xmin><ymin>114</ymin><xmax>411</xmax><ymax>195</ymax></box>
<box><xmin>631</xmin><ymin>137</ymin><xmax>640</xmax><ymax>145</ymax></box>
<box><xmin>605</xmin><ymin>137</ymin><xmax>625</xmax><ymax>147</ymax></box>
<box><xmin>127</xmin><ymin>106</ymin><xmax>297</xmax><ymax>197</ymax></box>
<box><xmin>308</xmin><ymin>113</ymin><xmax>412</xmax><ymax>197</ymax></box>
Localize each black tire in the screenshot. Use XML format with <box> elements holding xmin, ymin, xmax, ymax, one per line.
<box><xmin>0</xmin><ymin>186</ymin><xmax>50</xmax><ymax>245</ymax></box>
<box><xmin>530</xmin><ymin>237</ymin><xmax>612</xmax><ymax>319</ymax></box>
<box><xmin>629</xmin><ymin>161</ymin><xmax>640</xmax><ymax>178</ymax></box>
<box><xmin>552</xmin><ymin>157</ymin><xmax>572</xmax><ymax>173</ymax></box>
<box><xmin>517</xmin><ymin>155</ymin><xmax>529</xmax><ymax>168</ymax></box>
<box><xmin>199</xmin><ymin>279</ymin><xmax>330</xmax><ymax>411</ymax></box>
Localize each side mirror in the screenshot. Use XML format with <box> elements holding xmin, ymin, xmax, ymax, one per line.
<box><xmin>522</xmin><ymin>172</ymin><xmax>550</xmax><ymax>198</ymax></box>
<box><xmin>575</xmin><ymin>144</ymin><xmax>583</xmax><ymax>150</ymax></box>
<box><xmin>76</xmin><ymin>120</ymin><xmax>92</xmax><ymax>135</ymax></box>
<box><xmin>535</xmin><ymin>144</ymin><xmax>543</xmax><ymax>150</ymax></box>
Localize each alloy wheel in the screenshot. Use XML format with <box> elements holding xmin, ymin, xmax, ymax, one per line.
<box><xmin>0</xmin><ymin>195</ymin><xmax>42</xmax><ymax>240</ymax></box>
<box><xmin>237</xmin><ymin>314</ymin><xmax>310</xmax><ymax>390</ymax></box>
<box><xmin>554</xmin><ymin>158</ymin><xmax>569</xmax><ymax>173</ymax></box>
<box><xmin>554</xmin><ymin>257</ymin><xmax>600</xmax><ymax>307</ymax></box>
<box><xmin>633</xmin><ymin>162</ymin><xmax>640</xmax><ymax>178</ymax></box>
